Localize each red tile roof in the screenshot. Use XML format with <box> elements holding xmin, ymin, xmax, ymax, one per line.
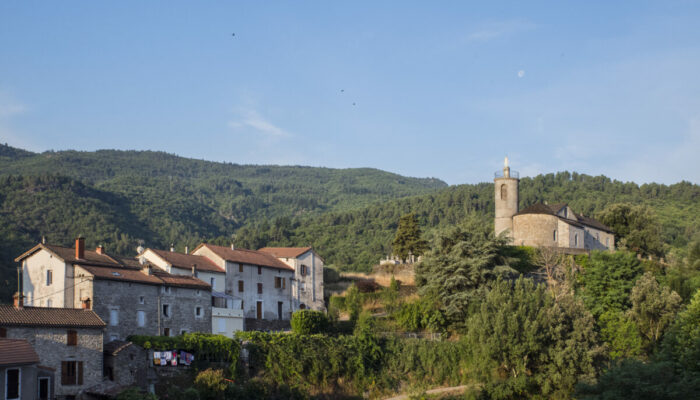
<box><xmin>148</xmin><ymin>249</ymin><xmax>223</xmax><ymax>273</ymax></box>
<box><xmin>258</xmin><ymin>247</ymin><xmax>313</xmax><ymax>259</ymax></box>
<box><xmin>152</xmin><ymin>270</ymin><xmax>211</xmax><ymax>289</ymax></box>
<box><xmin>195</xmin><ymin>244</ymin><xmax>294</xmax><ymax>271</ymax></box>
<box><xmin>0</xmin><ymin>305</ymin><xmax>106</xmax><ymax>328</ymax></box>
<box><xmin>15</xmin><ymin>244</ymin><xmax>121</xmax><ymax>266</ymax></box>
<box><xmin>0</xmin><ymin>339</ymin><xmax>40</xmax><ymax>366</ymax></box>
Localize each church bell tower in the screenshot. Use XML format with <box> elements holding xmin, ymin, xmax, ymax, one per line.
<box><xmin>494</xmin><ymin>157</ymin><xmax>519</xmax><ymax>239</ymax></box>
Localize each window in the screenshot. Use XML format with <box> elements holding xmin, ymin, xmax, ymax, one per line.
<box><xmin>553</xmin><ymin>230</ymin><xmax>557</xmax><ymax>241</ymax></box>
<box><xmin>109</xmin><ymin>309</ymin><xmax>119</xmax><ymax>326</ymax></box>
<box><xmin>180</xmin><ymin>330</ymin><xmax>187</xmax><ymax>335</ymax></box>
<box><xmin>300</xmin><ymin>265</ymin><xmax>307</xmax><ymax>276</ymax></box>
<box><xmin>196</xmin><ymin>290</ymin><xmax>201</xmax><ymax>296</ymax></box>
<box><xmin>210</xmin><ymin>277</ymin><xmax>216</xmax><ymax>288</ymax></box>
<box><xmin>139</xmin><ymin>296</ymin><xmax>145</xmax><ymax>304</ymax></box>
<box><xmin>241</xmin><ymin>300</ymin><xmax>244</xmax><ymax>310</ymax></box>
<box><xmin>239</xmin><ymin>264</ymin><xmax>243</xmax><ymax>273</ymax></box>
<box><xmin>257</xmin><ymin>266</ymin><xmax>262</xmax><ymax>275</ymax></box>
<box><xmin>195</xmin><ymin>306</ymin><xmax>202</xmax><ymax>317</ymax></box>
<box><xmin>46</xmin><ymin>270</ymin><xmax>53</xmax><ymax>286</ymax></box>
<box><xmin>299</xmin><ymin>303</ymin><xmax>306</xmax><ymax>310</ymax></box>
<box><xmin>500</xmin><ymin>184</ymin><xmax>507</xmax><ymax>200</ymax></box>
<box><xmin>109</xmin><ymin>334</ymin><xmax>118</xmax><ymax>341</ymax></box>
<box><xmin>61</xmin><ymin>361</ymin><xmax>83</xmax><ymax>386</ymax></box>
<box><xmin>574</xmin><ymin>234</ymin><xmax>579</xmax><ymax>247</ymax></box>
<box><xmin>163</xmin><ymin>328</ymin><xmax>170</xmax><ymax>337</ymax></box>
<box><xmin>238</xmin><ymin>280</ymin><xmax>244</xmax><ymax>292</ymax></box>
<box><xmin>217</xmin><ymin>318</ymin><xmax>225</xmax><ymax>333</ymax></box>
<box><xmin>6</xmin><ymin>368</ymin><xmax>20</xmax><ymax>399</ymax></box>
<box><xmin>137</xmin><ymin>311</ymin><xmax>146</xmax><ymax>327</ymax></box>
<box><xmin>67</xmin><ymin>330</ymin><xmax>77</xmax><ymax>346</ymax></box>
<box><xmin>277</xmin><ymin>302</ymin><xmax>283</xmax><ymax>320</ymax></box>
<box><xmin>275</xmin><ymin>277</ymin><xmax>284</xmax><ymax>288</ymax></box>
<box><xmin>0</xmin><ymin>327</ymin><xmax>6</xmax><ymax>337</ymax></box>
<box><xmin>161</xmin><ymin>287</ymin><xmax>171</xmax><ymax>295</ymax></box>
<box><xmin>257</xmin><ymin>283</ymin><xmax>263</xmax><ymax>294</ymax></box>
<box><xmin>38</xmin><ymin>377</ymin><xmax>50</xmax><ymax>400</ymax></box>
<box><xmin>162</xmin><ymin>304</ymin><xmax>170</xmax><ymax>318</ymax></box>
<box><xmin>563</xmin><ymin>208</ymin><xmax>568</xmax><ymax>218</ymax></box>
<box><xmin>47</xmin><ymin>299</ymin><xmax>52</xmax><ymax>307</ymax></box>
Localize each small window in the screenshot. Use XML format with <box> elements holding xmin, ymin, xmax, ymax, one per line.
<box><xmin>257</xmin><ymin>266</ymin><xmax>262</xmax><ymax>275</ymax></box>
<box><xmin>196</xmin><ymin>290</ymin><xmax>201</xmax><ymax>296</ymax></box>
<box><xmin>257</xmin><ymin>283</ymin><xmax>263</xmax><ymax>294</ymax></box>
<box><xmin>139</xmin><ymin>296</ymin><xmax>145</xmax><ymax>304</ymax></box>
<box><xmin>46</xmin><ymin>270</ymin><xmax>53</xmax><ymax>286</ymax></box>
<box><xmin>563</xmin><ymin>208</ymin><xmax>567</xmax><ymax>218</ymax></box>
<box><xmin>38</xmin><ymin>376</ymin><xmax>50</xmax><ymax>400</ymax></box>
<box><xmin>195</xmin><ymin>306</ymin><xmax>202</xmax><ymax>317</ymax></box>
<box><xmin>6</xmin><ymin>368</ymin><xmax>20</xmax><ymax>399</ymax></box>
<box><xmin>210</xmin><ymin>277</ymin><xmax>216</xmax><ymax>287</ymax></box>
<box><xmin>67</xmin><ymin>330</ymin><xmax>77</xmax><ymax>346</ymax></box>
<box><xmin>500</xmin><ymin>184</ymin><xmax>507</xmax><ymax>200</ymax></box>
<box><xmin>47</xmin><ymin>299</ymin><xmax>52</xmax><ymax>307</ymax></box>
<box><xmin>239</xmin><ymin>264</ymin><xmax>243</xmax><ymax>273</ymax></box>
<box><xmin>275</xmin><ymin>277</ymin><xmax>282</xmax><ymax>288</ymax></box>
<box><xmin>162</xmin><ymin>304</ymin><xmax>170</xmax><ymax>318</ymax></box>
<box><xmin>163</xmin><ymin>328</ymin><xmax>170</xmax><ymax>337</ymax></box>
<box><xmin>161</xmin><ymin>287</ymin><xmax>171</xmax><ymax>295</ymax></box>
<box><xmin>180</xmin><ymin>330</ymin><xmax>187</xmax><ymax>335</ymax></box>
<box><xmin>241</xmin><ymin>300</ymin><xmax>244</xmax><ymax>310</ymax></box>
<box><xmin>238</xmin><ymin>280</ymin><xmax>244</xmax><ymax>292</ymax></box>
<box><xmin>574</xmin><ymin>234</ymin><xmax>579</xmax><ymax>247</ymax></box>
<box><xmin>137</xmin><ymin>311</ymin><xmax>146</xmax><ymax>327</ymax></box>
<box><xmin>0</xmin><ymin>327</ymin><xmax>6</xmax><ymax>337</ymax></box>
<box><xmin>61</xmin><ymin>361</ymin><xmax>83</xmax><ymax>386</ymax></box>
<box><xmin>109</xmin><ymin>309</ymin><xmax>119</xmax><ymax>326</ymax></box>
<box><xmin>110</xmin><ymin>334</ymin><xmax>118</xmax><ymax>341</ymax></box>
<box><xmin>553</xmin><ymin>230</ymin><xmax>557</xmax><ymax>241</ymax></box>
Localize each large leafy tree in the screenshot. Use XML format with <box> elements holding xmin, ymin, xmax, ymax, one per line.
<box><xmin>391</xmin><ymin>213</ymin><xmax>429</xmax><ymax>262</ymax></box>
<box><xmin>661</xmin><ymin>289</ymin><xmax>700</xmax><ymax>372</ymax></box>
<box><xmin>576</xmin><ymin>251</ymin><xmax>644</xmax><ymax>317</ymax></box>
<box><xmin>466</xmin><ymin>278</ymin><xmax>603</xmax><ymax>399</ymax></box>
<box><xmin>628</xmin><ymin>272</ymin><xmax>682</xmax><ymax>349</ymax></box>
<box><xmin>415</xmin><ymin>220</ymin><xmax>516</xmax><ymax>324</ymax></box>
<box><xmin>598</xmin><ymin>203</ymin><xmax>664</xmax><ymax>257</ymax></box>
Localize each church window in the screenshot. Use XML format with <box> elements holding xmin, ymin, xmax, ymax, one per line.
<box><xmin>500</xmin><ymin>184</ymin><xmax>507</xmax><ymax>200</ymax></box>
<box><xmin>553</xmin><ymin>230</ymin><xmax>557</xmax><ymax>241</ymax></box>
<box><xmin>574</xmin><ymin>234</ymin><xmax>579</xmax><ymax>247</ymax></box>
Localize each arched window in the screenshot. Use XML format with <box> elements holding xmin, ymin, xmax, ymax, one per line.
<box><xmin>553</xmin><ymin>230</ymin><xmax>557</xmax><ymax>241</ymax></box>
<box><xmin>500</xmin><ymin>184</ymin><xmax>507</xmax><ymax>200</ymax></box>
<box><xmin>574</xmin><ymin>234</ymin><xmax>579</xmax><ymax>247</ymax></box>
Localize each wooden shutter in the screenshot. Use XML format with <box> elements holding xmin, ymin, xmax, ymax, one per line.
<box><xmin>77</xmin><ymin>361</ymin><xmax>83</xmax><ymax>385</ymax></box>
<box><xmin>0</xmin><ymin>327</ymin><xmax>6</xmax><ymax>337</ymax></box>
<box><xmin>61</xmin><ymin>361</ymin><xmax>69</xmax><ymax>385</ymax></box>
<box><xmin>67</xmin><ymin>330</ymin><xmax>77</xmax><ymax>346</ymax></box>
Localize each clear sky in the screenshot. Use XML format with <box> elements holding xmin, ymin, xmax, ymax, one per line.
<box><xmin>1</xmin><ymin>1</ymin><xmax>699</xmax><ymax>184</ymax></box>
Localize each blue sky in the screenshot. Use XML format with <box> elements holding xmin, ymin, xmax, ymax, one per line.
<box><xmin>1</xmin><ymin>1</ymin><xmax>699</xmax><ymax>185</ymax></box>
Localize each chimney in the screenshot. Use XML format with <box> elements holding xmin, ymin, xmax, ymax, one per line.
<box><xmin>231</xmin><ymin>243</ymin><xmax>235</xmax><ymax>250</ymax></box>
<box><xmin>81</xmin><ymin>298</ymin><xmax>91</xmax><ymax>310</ymax></box>
<box><xmin>170</xmin><ymin>244</ymin><xmax>174</xmax><ymax>252</ymax></box>
<box><xmin>75</xmin><ymin>237</ymin><xmax>85</xmax><ymax>259</ymax></box>
<box><xmin>185</xmin><ymin>246</ymin><xmax>189</xmax><ymax>254</ymax></box>
<box><xmin>13</xmin><ymin>292</ymin><xmax>23</xmax><ymax>309</ymax></box>
<box><xmin>191</xmin><ymin>264</ymin><xmax>197</xmax><ymax>277</ymax></box>
<box><xmin>96</xmin><ymin>245</ymin><xmax>104</xmax><ymax>255</ymax></box>
<box><xmin>42</xmin><ymin>236</ymin><xmax>46</xmax><ymax>244</ymax></box>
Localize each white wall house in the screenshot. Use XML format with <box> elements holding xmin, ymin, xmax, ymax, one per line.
<box><xmin>258</xmin><ymin>247</ymin><xmax>325</xmax><ymax>311</ymax></box>
<box><xmin>139</xmin><ymin>248</ymin><xmax>244</xmax><ymax>337</ymax></box>
<box><xmin>192</xmin><ymin>244</ymin><xmax>295</xmax><ymax>321</ymax></box>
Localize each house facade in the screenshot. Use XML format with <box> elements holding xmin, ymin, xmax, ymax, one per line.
<box><xmin>139</xmin><ymin>248</ymin><xmax>244</xmax><ymax>337</ymax></box>
<box><xmin>192</xmin><ymin>244</ymin><xmax>295</xmax><ymax>322</ymax></box>
<box><xmin>0</xmin><ymin>302</ymin><xmax>105</xmax><ymax>399</ymax></box>
<box><xmin>0</xmin><ymin>338</ymin><xmax>48</xmax><ymax>400</ymax></box>
<box><xmin>494</xmin><ymin>158</ymin><xmax>615</xmax><ymax>251</ymax></box>
<box><xmin>258</xmin><ymin>247</ymin><xmax>325</xmax><ymax>311</ymax></box>
<box><xmin>16</xmin><ymin>239</ymin><xmax>212</xmax><ymax>341</ymax></box>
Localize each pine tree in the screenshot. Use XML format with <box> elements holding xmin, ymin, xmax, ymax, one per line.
<box><xmin>391</xmin><ymin>213</ymin><xmax>428</xmax><ymax>262</ymax></box>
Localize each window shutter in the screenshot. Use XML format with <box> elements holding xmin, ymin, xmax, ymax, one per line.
<box><xmin>78</xmin><ymin>361</ymin><xmax>83</xmax><ymax>385</ymax></box>
<box><xmin>61</xmin><ymin>361</ymin><xmax>69</xmax><ymax>385</ymax></box>
<box><xmin>283</xmin><ymin>278</ymin><xmax>286</xmax><ymax>289</ymax></box>
<box><xmin>67</xmin><ymin>330</ymin><xmax>77</xmax><ymax>346</ymax></box>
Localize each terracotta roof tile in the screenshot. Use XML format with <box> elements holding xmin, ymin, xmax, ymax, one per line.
<box><xmin>15</xmin><ymin>244</ymin><xmax>122</xmax><ymax>266</ymax></box>
<box><xmin>152</xmin><ymin>270</ymin><xmax>211</xmax><ymax>289</ymax></box>
<box><xmin>79</xmin><ymin>265</ymin><xmax>164</xmax><ymax>285</ymax></box>
<box><xmin>0</xmin><ymin>339</ymin><xmax>40</xmax><ymax>366</ymax></box>
<box><xmin>0</xmin><ymin>305</ymin><xmax>106</xmax><ymax>328</ymax></box>
<box><xmin>195</xmin><ymin>244</ymin><xmax>294</xmax><ymax>271</ymax></box>
<box><xmin>149</xmin><ymin>249</ymin><xmax>223</xmax><ymax>273</ymax></box>
<box><xmin>258</xmin><ymin>247</ymin><xmax>313</xmax><ymax>259</ymax></box>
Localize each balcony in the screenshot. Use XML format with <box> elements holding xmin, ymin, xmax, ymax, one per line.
<box><xmin>494</xmin><ymin>170</ymin><xmax>519</xmax><ymax>179</ymax></box>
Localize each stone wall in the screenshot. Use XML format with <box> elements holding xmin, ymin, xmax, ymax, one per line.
<box><xmin>104</xmin><ymin>343</ymin><xmax>149</xmax><ymax>388</ymax></box>
<box><xmin>159</xmin><ymin>285</ymin><xmax>212</xmax><ymax>336</ymax></box>
<box><xmin>512</xmin><ymin>214</ymin><xmax>559</xmax><ymax>247</ymax></box>
<box><xmin>494</xmin><ymin>177</ymin><xmax>519</xmax><ymax>238</ymax></box>
<box><xmin>89</xmin><ymin>278</ymin><xmax>161</xmax><ymax>340</ymax></box>
<box><xmin>4</xmin><ymin>326</ymin><xmax>103</xmax><ymax>398</ymax></box>
<box><xmin>223</xmin><ymin>261</ymin><xmax>295</xmax><ymax>321</ymax></box>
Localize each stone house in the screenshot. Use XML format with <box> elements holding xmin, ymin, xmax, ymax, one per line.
<box><xmin>16</xmin><ymin>238</ymin><xmax>212</xmax><ymax>341</ymax></box>
<box><xmin>139</xmin><ymin>248</ymin><xmax>244</xmax><ymax>337</ymax></box>
<box><xmin>0</xmin><ymin>302</ymin><xmax>105</xmax><ymax>399</ymax></box>
<box><xmin>258</xmin><ymin>247</ymin><xmax>325</xmax><ymax>311</ymax></box>
<box><xmin>494</xmin><ymin>158</ymin><xmax>614</xmax><ymax>251</ymax></box>
<box><xmin>103</xmin><ymin>340</ymin><xmax>151</xmax><ymax>390</ymax></box>
<box><xmin>192</xmin><ymin>244</ymin><xmax>295</xmax><ymax>323</ymax></box>
<box><xmin>0</xmin><ymin>338</ymin><xmax>51</xmax><ymax>400</ymax></box>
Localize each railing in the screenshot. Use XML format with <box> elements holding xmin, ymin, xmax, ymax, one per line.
<box><xmin>494</xmin><ymin>170</ymin><xmax>519</xmax><ymax>179</ymax></box>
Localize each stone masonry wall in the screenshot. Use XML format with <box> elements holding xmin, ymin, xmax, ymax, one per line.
<box><xmin>512</xmin><ymin>214</ymin><xmax>559</xmax><ymax>247</ymax></box>
<box><xmin>4</xmin><ymin>326</ymin><xmax>103</xmax><ymax>398</ymax></box>
<box><xmin>90</xmin><ymin>279</ymin><xmax>161</xmax><ymax>340</ymax></box>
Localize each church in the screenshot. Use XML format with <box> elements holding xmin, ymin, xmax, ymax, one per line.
<box><xmin>494</xmin><ymin>158</ymin><xmax>614</xmax><ymax>251</ymax></box>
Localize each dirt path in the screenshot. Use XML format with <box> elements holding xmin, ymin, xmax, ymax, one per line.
<box><xmin>382</xmin><ymin>384</ymin><xmax>473</xmax><ymax>400</ymax></box>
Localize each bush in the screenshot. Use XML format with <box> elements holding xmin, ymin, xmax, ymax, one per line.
<box><xmin>115</xmin><ymin>388</ymin><xmax>158</xmax><ymax>400</ymax></box>
<box><xmin>291</xmin><ymin>310</ymin><xmax>330</xmax><ymax>335</ymax></box>
<box><xmin>194</xmin><ymin>369</ymin><xmax>228</xmax><ymax>400</ymax></box>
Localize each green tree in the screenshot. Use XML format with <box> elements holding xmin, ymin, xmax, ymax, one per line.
<box><xmin>628</xmin><ymin>272</ymin><xmax>682</xmax><ymax>349</ymax></box>
<box><xmin>577</xmin><ymin>251</ymin><xmax>644</xmax><ymax>317</ymax></box>
<box><xmin>598</xmin><ymin>310</ymin><xmax>644</xmax><ymax>360</ymax></box>
<box><xmin>466</xmin><ymin>278</ymin><xmax>602</xmax><ymax>399</ymax></box>
<box><xmin>194</xmin><ymin>369</ymin><xmax>228</xmax><ymax>400</ymax></box>
<box><xmin>291</xmin><ymin>310</ymin><xmax>329</xmax><ymax>335</ymax></box>
<box><xmin>660</xmin><ymin>289</ymin><xmax>700</xmax><ymax>372</ymax></box>
<box><xmin>392</xmin><ymin>213</ymin><xmax>429</xmax><ymax>262</ymax></box>
<box><xmin>345</xmin><ymin>284</ymin><xmax>363</xmax><ymax>322</ymax></box>
<box><xmin>599</xmin><ymin>203</ymin><xmax>664</xmax><ymax>256</ymax></box>
<box><xmin>415</xmin><ymin>221</ymin><xmax>516</xmax><ymax>324</ymax></box>
<box><xmin>382</xmin><ymin>276</ymin><xmax>400</xmax><ymax>314</ymax></box>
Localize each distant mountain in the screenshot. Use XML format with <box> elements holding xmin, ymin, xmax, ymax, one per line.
<box><xmin>0</xmin><ymin>145</ymin><xmax>447</xmax><ymax>300</ymax></box>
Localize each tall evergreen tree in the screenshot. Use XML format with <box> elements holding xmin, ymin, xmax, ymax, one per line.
<box><xmin>391</xmin><ymin>213</ymin><xmax>428</xmax><ymax>262</ymax></box>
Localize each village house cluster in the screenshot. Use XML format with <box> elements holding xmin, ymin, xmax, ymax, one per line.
<box><xmin>1</xmin><ymin>239</ymin><xmax>324</xmax><ymax>399</ymax></box>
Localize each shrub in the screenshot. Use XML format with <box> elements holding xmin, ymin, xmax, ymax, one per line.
<box><xmin>194</xmin><ymin>369</ymin><xmax>228</xmax><ymax>400</ymax></box>
<box><xmin>291</xmin><ymin>310</ymin><xmax>330</xmax><ymax>335</ymax></box>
